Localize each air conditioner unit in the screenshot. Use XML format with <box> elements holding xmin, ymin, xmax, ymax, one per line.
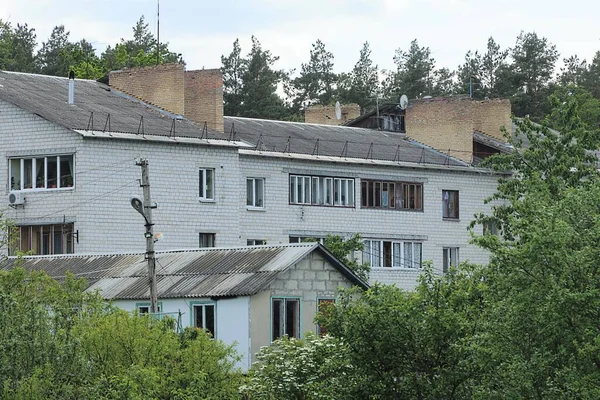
<box><xmin>8</xmin><ymin>192</ymin><xmax>25</xmax><ymax>206</ymax></box>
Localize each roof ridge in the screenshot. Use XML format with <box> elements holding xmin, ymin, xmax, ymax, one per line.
<box><xmin>0</xmin><ymin>70</ymin><xmax>98</xmax><ymax>82</ymax></box>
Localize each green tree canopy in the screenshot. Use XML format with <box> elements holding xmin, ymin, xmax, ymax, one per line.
<box><xmin>291</xmin><ymin>39</ymin><xmax>337</xmax><ymax>110</ymax></box>
<box><xmin>0</xmin><ymin>20</ymin><xmax>37</xmax><ymax>73</ymax></box>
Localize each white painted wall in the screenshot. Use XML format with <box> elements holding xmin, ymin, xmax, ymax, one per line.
<box><xmin>114</xmin><ymin>296</ymin><xmax>251</xmax><ymax>371</ymax></box>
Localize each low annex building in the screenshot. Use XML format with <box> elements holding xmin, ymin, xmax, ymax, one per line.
<box><xmin>0</xmin><ymin>242</ymin><xmax>368</xmax><ymax>371</ymax></box>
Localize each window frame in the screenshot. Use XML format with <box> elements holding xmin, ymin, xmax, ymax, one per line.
<box><xmin>9</xmin><ymin>154</ymin><xmax>75</xmax><ymax>192</ymax></box>
<box><xmin>135</xmin><ymin>302</ymin><xmax>163</xmax><ymax>314</ymax></box>
<box><xmin>190</xmin><ymin>301</ymin><xmax>217</xmax><ymax>337</ymax></box>
<box><xmin>363</xmin><ymin>239</ymin><xmax>423</xmax><ymax>269</ymax></box>
<box><xmin>316</xmin><ymin>298</ymin><xmax>335</xmax><ymax>336</ymax></box>
<box><xmin>246</xmin><ymin>177</ymin><xmax>265</xmax><ymax>209</ymax></box>
<box><xmin>442</xmin><ymin>190</ymin><xmax>460</xmax><ymax>220</ymax></box>
<box><xmin>198</xmin><ymin>168</ymin><xmax>215</xmax><ymax>201</ymax></box>
<box><xmin>13</xmin><ymin>223</ymin><xmax>75</xmax><ymax>256</ymax></box>
<box><xmin>271</xmin><ymin>296</ymin><xmax>301</xmax><ymax>342</ymax></box>
<box><xmin>289</xmin><ymin>174</ymin><xmax>355</xmax><ymax>208</ymax></box>
<box><xmin>247</xmin><ymin>239</ymin><xmax>266</xmax><ymax>246</ymax></box>
<box><xmin>442</xmin><ymin>247</ymin><xmax>459</xmax><ymax>273</ymax></box>
<box><xmin>360</xmin><ymin>179</ymin><xmax>423</xmax><ymax>211</ymax></box>
<box><xmin>199</xmin><ymin>232</ymin><xmax>216</xmax><ymax>248</ymax></box>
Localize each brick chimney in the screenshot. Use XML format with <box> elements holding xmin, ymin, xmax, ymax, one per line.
<box><xmin>305</xmin><ymin>103</ymin><xmax>361</xmax><ymax>125</ymax></box>
<box><xmin>184</xmin><ymin>69</ymin><xmax>224</xmax><ymax>132</ymax></box>
<box><xmin>109</xmin><ymin>63</ymin><xmax>185</xmax><ymax>115</ymax></box>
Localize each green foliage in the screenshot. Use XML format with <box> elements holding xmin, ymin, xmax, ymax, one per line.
<box><xmin>385</xmin><ymin>39</ymin><xmax>436</xmax><ymax>100</ymax></box>
<box><xmin>243</xmin><ymin>333</ymin><xmax>357</xmax><ymax>400</ymax></box>
<box><xmin>0</xmin><ymin>267</ymin><xmax>243</xmax><ymax>399</ymax></box>
<box><xmin>317</xmin><ymin>264</ymin><xmax>487</xmax><ymax>399</ymax></box>
<box><xmin>222</xmin><ymin>36</ymin><xmax>289</xmax><ymax>120</ymax></box>
<box><xmin>0</xmin><ymin>20</ymin><xmax>36</xmax><ymax>73</ymax></box>
<box><xmin>291</xmin><ymin>39</ymin><xmax>337</xmax><ymax>110</ymax></box>
<box><xmin>337</xmin><ymin>41</ymin><xmax>380</xmax><ymax>113</ymax></box>
<box><xmin>322</xmin><ymin>234</ymin><xmax>369</xmax><ymax>282</ymax></box>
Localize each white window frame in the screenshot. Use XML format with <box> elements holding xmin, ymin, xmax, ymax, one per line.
<box><xmin>363</xmin><ymin>239</ymin><xmax>423</xmax><ymax>269</ymax></box>
<box><xmin>290</xmin><ymin>174</ymin><xmax>354</xmax><ymax>207</ymax></box>
<box><xmin>246</xmin><ymin>177</ymin><xmax>265</xmax><ymax>209</ymax></box>
<box><xmin>199</xmin><ymin>168</ymin><xmax>215</xmax><ymax>201</ymax></box>
<box><xmin>9</xmin><ymin>154</ymin><xmax>74</xmax><ymax>192</ymax></box>
<box><xmin>442</xmin><ymin>247</ymin><xmax>459</xmax><ymax>273</ymax></box>
<box><xmin>14</xmin><ymin>223</ymin><xmax>75</xmax><ymax>256</ymax></box>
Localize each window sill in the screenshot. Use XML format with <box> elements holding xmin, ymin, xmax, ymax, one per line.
<box><xmin>371</xmin><ymin>267</ymin><xmax>422</xmax><ymax>271</ymax></box>
<box><xmin>442</xmin><ymin>217</ymin><xmax>460</xmax><ymax>222</ymax></box>
<box><xmin>10</xmin><ymin>187</ymin><xmax>74</xmax><ymax>193</ymax></box>
<box><xmin>198</xmin><ymin>198</ymin><xmax>216</xmax><ymax>203</ymax></box>
<box><xmin>246</xmin><ymin>206</ymin><xmax>265</xmax><ymax>211</ymax></box>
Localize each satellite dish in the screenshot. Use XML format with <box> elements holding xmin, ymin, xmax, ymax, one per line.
<box><xmin>399</xmin><ymin>94</ymin><xmax>409</xmax><ymax>110</ymax></box>
<box><xmin>334</xmin><ymin>101</ymin><xmax>342</xmax><ymax>120</ymax></box>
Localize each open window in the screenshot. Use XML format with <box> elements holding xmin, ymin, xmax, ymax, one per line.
<box><xmin>272</xmin><ymin>298</ymin><xmax>300</xmax><ymax>341</ymax></box>
<box><xmin>199</xmin><ymin>168</ymin><xmax>215</xmax><ymax>201</ymax></box>
<box><xmin>442</xmin><ymin>190</ymin><xmax>459</xmax><ymax>219</ymax></box>
<box><xmin>442</xmin><ymin>247</ymin><xmax>459</xmax><ymax>273</ymax></box>
<box><xmin>192</xmin><ymin>302</ymin><xmax>216</xmax><ymax>337</ymax></box>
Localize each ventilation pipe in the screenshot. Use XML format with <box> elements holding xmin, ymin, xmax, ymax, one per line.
<box><xmin>68</xmin><ymin>70</ymin><xmax>75</xmax><ymax>104</ymax></box>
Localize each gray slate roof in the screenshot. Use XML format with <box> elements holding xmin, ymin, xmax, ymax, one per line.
<box><xmin>0</xmin><ymin>71</ymin><xmax>230</xmax><ymax>140</ymax></box>
<box><xmin>0</xmin><ymin>243</ymin><xmax>368</xmax><ymax>300</ymax></box>
<box><xmin>225</xmin><ymin>116</ymin><xmax>469</xmax><ymax>167</ymax></box>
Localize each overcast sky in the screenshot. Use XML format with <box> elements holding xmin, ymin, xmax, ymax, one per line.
<box><xmin>1</xmin><ymin>0</ymin><xmax>598</xmax><ymax>76</ymax></box>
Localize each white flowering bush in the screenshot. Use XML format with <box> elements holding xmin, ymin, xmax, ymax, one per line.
<box><xmin>241</xmin><ymin>333</ymin><xmax>358</xmax><ymax>400</ymax></box>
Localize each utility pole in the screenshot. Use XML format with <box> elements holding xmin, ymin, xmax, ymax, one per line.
<box><xmin>135</xmin><ymin>159</ymin><xmax>158</xmax><ymax>313</ymax></box>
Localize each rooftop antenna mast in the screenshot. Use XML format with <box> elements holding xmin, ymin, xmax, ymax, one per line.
<box><xmin>156</xmin><ymin>0</ymin><xmax>160</xmax><ymax>65</ymax></box>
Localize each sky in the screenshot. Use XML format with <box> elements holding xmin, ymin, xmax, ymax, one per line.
<box><xmin>1</xmin><ymin>0</ymin><xmax>599</xmax><ymax>77</ymax></box>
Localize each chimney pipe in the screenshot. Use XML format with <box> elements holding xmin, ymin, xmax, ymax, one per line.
<box><xmin>68</xmin><ymin>70</ymin><xmax>75</xmax><ymax>105</ymax></box>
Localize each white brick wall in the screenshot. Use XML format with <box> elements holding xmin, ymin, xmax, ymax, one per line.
<box><xmin>1</xmin><ymin>100</ymin><xmax>500</xmax><ymax>290</ymax></box>
<box><xmin>238</xmin><ymin>154</ymin><xmax>498</xmax><ymax>290</ymax></box>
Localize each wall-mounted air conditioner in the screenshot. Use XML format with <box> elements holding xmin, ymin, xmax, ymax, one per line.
<box><xmin>8</xmin><ymin>192</ymin><xmax>25</xmax><ymax>206</ymax></box>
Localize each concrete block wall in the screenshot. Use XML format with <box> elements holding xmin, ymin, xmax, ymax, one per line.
<box><xmin>184</xmin><ymin>69</ymin><xmax>224</xmax><ymax>132</ymax></box>
<box><xmin>304</xmin><ymin>104</ymin><xmax>361</xmax><ymax>125</ymax></box>
<box><xmin>239</xmin><ymin>153</ymin><xmax>498</xmax><ymax>290</ymax></box>
<box><xmin>109</xmin><ymin>63</ymin><xmax>185</xmax><ymax>115</ymax></box>
<box><xmin>405</xmin><ymin>98</ymin><xmax>474</xmax><ymax>163</ymax></box>
<box><xmin>472</xmin><ymin>99</ymin><xmax>512</xmax><ymax>140</ymax></box>
<box><xmin>249</xmin><ymin>251</ymin><xmax>353</xmax><ymax>362</ymax></box>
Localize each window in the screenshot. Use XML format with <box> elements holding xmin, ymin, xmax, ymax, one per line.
<box><xmin>272</xmin><ymin>297</ymin><xmax>300</xmax><ymax>341</ymax></box>
<box><xmin>483</xmin><ymin>221</ymin><xmax>499</xmax><ymax>236</ymax></box>
<box><xmin>442</xmin><ymin>190</ymin><xmax>459</xmax><ymax>219</ymax></box>
<box><xmin>317</xmin><ymin>299</ymin><xmax>335</xmax><ymax>336</ymax></box>
<box><xmin>289</xmin><ymin>175</ymin><xmax>355</xmax><ymax>207</ymax></box>
<box><xmin>14</xmin><ymin>224</ymin><xmax>75</xmax><ymax>255</ymax></box>
<box><xmin>246</xmin><ymin>178</ymin><xmax>265</xmax><ymax>208</ymax></box>
<box><xmin>199</xmin><ymin>233</ymin><xmax>215</xmax><ymax>248</ymax></box>
<box><xmin>192</xmin><ymin>303</ymin><xmax>216</xmax><ymax>337</ymax></box>
<box><xmin>443</xmin><ymin>247</ymin><xmax>459</xmax><ymax>273</ymax></box>
<box><xmin>9</xmin><ymin>155</ymin><xmax>74</xmax><ymax>191</ymax></box>
<box><xmin>199</xmin><ymin>168</ymin><xmax>214</xmax><ymax>200</ymax></box>
<box><xmin>136</xmin><ymin>302</ymin><xmax>163</xmax><ymax>314</ymax></box>
<box><xmin>289</xmin><ymin>236</ymin><xmax>324</xmax><ymax>244</ymax></box>
<box><xmin>361</xmin><ymin>180</ymin><xmax>423</xmax><ymax>210</ymax></box>
<box><xmin>363</xmin><ymin>239</ymin><xmax>422</xmax><ymax>269</ymax></box>
<box><xmin>247</xmin><ymin>239</ymin><xmax>266</xmax><ymax>245</ymax></box>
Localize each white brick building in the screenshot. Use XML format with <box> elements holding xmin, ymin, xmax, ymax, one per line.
<box><xmin>0</xmin><ymin>69</ymin><xmax>502</xmax><ymax>289</ymax></box>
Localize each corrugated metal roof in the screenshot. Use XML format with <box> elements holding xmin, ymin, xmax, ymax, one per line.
<box><xmin>0</xmin><ymin>243</ymin><xmax>367</xmax><ymax>300</ymax></box>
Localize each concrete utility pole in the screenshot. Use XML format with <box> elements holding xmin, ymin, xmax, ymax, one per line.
<box><xmin>135</xmin><ymin>159</ymin><xmax>158</xmax><ymax>314</ymax></box>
